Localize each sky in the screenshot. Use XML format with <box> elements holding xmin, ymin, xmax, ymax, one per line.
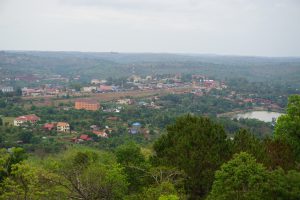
<box><xmin>0</xmin><ymin>0</ymin><xmax>300</xmax><ymax>57</ymax></box>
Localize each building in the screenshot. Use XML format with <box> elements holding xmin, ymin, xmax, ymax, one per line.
<box><xmin>80</xmin><ymin>134</ymin><xmax>92</xmax><ymax>141</ymax></box>
<box><xmin>128</xmin><ymin>75</ymin><xmax>142</xmax><ymax>83</ymax></box>
<box><xmin>130</xmin><ymin>122</ymin><xmax>142</xmax><ymax>134</ymax></box>
<box><xmin>0</xmin><ymin>86</ymin><xmax>14</xmax><ymax>93</ymax></box>
<box><xmin>93</xmin><ymin>130</ymin><xmax>108</xmax><ymax>138</ymax></box>
<box><xmin>91</xmin><ymin>79</ymin><xmax>101</xmax><ymax>85</ymax></box>
<box><xmin>72</xmin><ymin>134</ymin><xmax>92</xmax><ymax>143</ymax></box>
<box><xmin>90</xmin><ymin>125</ymin><xmax>100</xmax><ymax>131</ymax></box>
<box><xmin>75</xmin><ymin>99</ymin><xmax>100</xmax><ymax>111</ymax></box>
<box><xmin>107</xmin><ymin>116</ymin><xmax>119</xmax><ymax>121</ymax></box>
<box><xmin>43</xmin><ymin>123</ymin><xmax>57</xmax><ymax>131</ymax></box>
<box><xmin>82</xmin><ymin>86</ymin><xmax>97</xmax><ymax>93</ymax></box>
<box><xmin>97</xmin><ymin>85</ymin><xmax>114</xmax><ymax>92</ymax></box>
<box><xmin>117</xmin><ymin>98</ymin><xmax>134</xmax><ymax>105</ymax></box>
<box><xmin>21</xmin><ymin>88</ymin><xmax>42</xmax><ymax>96</ymax></box>
<box><xmin>14</xmin><ymin>114</ymin><xmax>40</xmax><ymax>126</ymax></box>
<box><xmin>57</xmin><ymin>122</ymin><xmax>70</xmax><ymax>132</ymax></box>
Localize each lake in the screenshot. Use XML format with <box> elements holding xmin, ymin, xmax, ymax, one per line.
<box><xmin>234</xmin><ymin>111</ymin><xmax>283</xmax><ymax>123</ymax></box>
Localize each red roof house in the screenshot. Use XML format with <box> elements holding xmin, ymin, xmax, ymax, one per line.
<box><xmin>14</xmin><ymin>114</ymin><xmax>40</xmax><ymax>126</ymax></box>
<box><xmin>43</xmin><ymin>123</ymin><xmax>57</xmax><ymax>131</ymax></box>
<box><xmin>79</xmin><ymin>134</ymin><xmax>92</xmax><ymax>141</ymax></box>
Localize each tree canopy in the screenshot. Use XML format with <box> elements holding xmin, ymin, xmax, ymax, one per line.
<box><xmin>153</xmin><ymin>115</ymin><xmax>231</xmax><ymax>199</ymax></box>
<box><xmin>275</xmin><ymin>95</ymin><xmax>300</xmax><ymax>160</ymax></box>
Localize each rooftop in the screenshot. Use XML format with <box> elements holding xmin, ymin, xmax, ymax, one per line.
<box><xmin>15</xmin><ymin>114</ymin><xmax>40</xmax><ymax>121</ymax></box>
<box><xmin>57</xmin><ymin>122</ymin><xmax>69</xmax><ymax>127</ymax></box>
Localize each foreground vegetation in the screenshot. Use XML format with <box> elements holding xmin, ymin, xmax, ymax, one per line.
<box><xmin>0</xmin><ymin>95</ymin><xmax>299</xmax><ymax>199</ymax></box>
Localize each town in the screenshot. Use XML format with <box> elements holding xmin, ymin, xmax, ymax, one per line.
<box><xmin>1</xmin><ymin>68</ymin><xmax>290</xmax><ymax>149</ymax></box>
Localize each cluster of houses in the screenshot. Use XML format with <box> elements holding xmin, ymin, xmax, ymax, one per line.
<box><xmin>115</xmin><ymin>98</ymin><xmax>161</xmax><ymax>109</ymax></box>
<box><xmin>12</xmin><ymin>112</ymin><xmax>147</xmax><ymax>142</ymax></box>
<box><xmin>122</xmin><ymin>74</ymin><xmax>226</xmax><ymax>92</ymax></box>
<box><xmin>11</xmin><ymin>114</ymin><xmax>109</xmax><ymax>143</ymax></box>
<box><xmin>11</xmin><ymin>73</ymin><xmax>227</xmax><ymax>98</ymax></box>
<box><xmin>75</xmin><ymin>74</ymin><xmax>226</xmax><ymax>96</ymax></box>
<box><xmin>21</xmin><ymin>87</ymin><xmax>61</xmax><ymax>96</ymax></box>
<box><xmin>71</xmin><ymin>124</ymin><xmax>110</xmax><ymax>143</ymax></box>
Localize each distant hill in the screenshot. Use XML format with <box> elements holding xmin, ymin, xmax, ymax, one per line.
<box><xmin>1</xmin><ymin>51</ymin><xmax>300</xmax><ymax>83</ymax></box>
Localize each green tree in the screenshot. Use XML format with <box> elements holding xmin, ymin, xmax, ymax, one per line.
<box><xmin>159</xmin><ymin>194</ymin><xmax>179</xmax><ymax>200</ymax></box>
<box><xmin>263</xmin><ymin>138</ymin><xmax>296</xmax><ymax>170</ymax></box>
<box><xmin>275</xmin><ymin>95</ymin><xmax>300</xmax><ymax>160</ymax></box>
<box><xmin>125</xmin><ymin>181</ymin><xmax>180</xmax><ymax>200</ymax></box>
<box><xmin>207</xmin><ymin>152</ymin><xmax>269</xmax><ymax>200</ymax></box>
<box><xmin>0</xmin><ymin>162</ymin><xmax>66</xmax><ymax>200</ymax></box>
<box><xmin>46</xmin><ymin>149</ymin><xmax>128</xmax><ymax>200</ymax></box>
<box><xmin>268</xmin><ymin>168</ymin><xmax>300</xmax><ymax>200</ymax></box>
<box><xmin>15</xmin><ymin>88</ymin><xmax>22</xmax><ymax>96</ymax></box>
<box><xmin>115</xmin><ymin>142</ymin><xmax>147</xmax><ymax>192</ymax></box>
<box><xmin>18</xmin><ymin>131</ymin><xmax>33</xmax><ymax>144</ymax></box>
<box><xmin>232</xmin><ymin>129</ymin><xmax>267</xmax><ymax>164</ymax></box>
<box><xmin>153</xmin><ymin>115</ymin><xmax>231</xmax><ymax>199</ymax></box>
<box><xmin>0</xmin><ymin>147</ymin><xmax>27</xmax><ymax>181</ymax></box>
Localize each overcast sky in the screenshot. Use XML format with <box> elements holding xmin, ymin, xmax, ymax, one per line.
<box><xmin>0</xmin><ymin>0</ymin><xmax>300</xmax><ymax>56</ymax></box>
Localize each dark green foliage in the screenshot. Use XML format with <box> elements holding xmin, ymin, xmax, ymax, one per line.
<box><xmin>268</xmin><ymin>168</ymin><xmax>300</xmax><ymax>200</ymax></box>
<box><xmin>263</xmin><ymin>138</ymin><xmax>296</xmax><ymax>170</ymax></box>
<box><xmin>208</xmin><ymin>151</ymin><xmax>300</xmax><ymax>200</ymax></box>
<box><xmin>0</xmin><ymin>147</ymin><xmax>27</xmax><ymax>181</ymax></box>
<box><xmin>275</xmin><ymin>95</ymin><xmax>300</xmax><ymax>160</ymax></box>
<box><xmin>207</xmin><ymin>152</ymin><xmax>269</xmax><ymax>200</ymax></box>
<box><xmin>153</xmin><ymin>115</ymin><xmax>231</xmax><ymax>199</ymax></box>
<box><xmin>232</xmin><ymin>129</ymin><xmax>267</xmax><ymax>164</ymax></box>
<box><xmin>19</xmin><ymin>131</ymin><xmax>33</xmax><ymax>144</ymax></box>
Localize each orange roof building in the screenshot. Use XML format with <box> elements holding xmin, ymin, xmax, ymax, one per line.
<box><xmin>75</xmin><ymin>99</ymin><xmax>100</xmax><ymax>111</ymax></box>
<box><xmin>92</xmin><ymin>130</ymin><xmax>108</xmax><ymax>138</ymax></box>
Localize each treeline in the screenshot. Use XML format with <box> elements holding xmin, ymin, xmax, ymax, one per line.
<box><xmin>0</xmin><ymin>95</ymin><xmax>300</xmax><ymax>199</ymax></box>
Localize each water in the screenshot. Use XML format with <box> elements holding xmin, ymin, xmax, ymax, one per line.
<box><xmin>234</xmin><ymin>111</ymin><xmax>283</xmax><ymax>123</ymax></box>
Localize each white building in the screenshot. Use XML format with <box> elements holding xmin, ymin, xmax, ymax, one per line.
<box><xmin>0</xmin><ymin>86</ymin><xmax>14</xmax><ymax>93</ymax></box>
<box><xmin>57</xmin><ymin>122</ymin><xmax>70</xmax><ymax>132</ymax></box>
<box><xmin>82</xmin><ymin>86</ymin><xmax>97</xmax><ymax>92</ymax></box>
<box><xmin>91</xmin><ymin>79</ymin><xmax>101</xmax><ymax>85</ymax></box>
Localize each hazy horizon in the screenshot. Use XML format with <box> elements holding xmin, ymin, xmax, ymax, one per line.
<box><xmin>1</xmin><ymin>0</ymin><xmax>300</xmax><ymax>57</ymax></box>
<box><xmin>3</xmin><ymin>50</ymin><xmax>300</xmax><ymax>59</ymax></box>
